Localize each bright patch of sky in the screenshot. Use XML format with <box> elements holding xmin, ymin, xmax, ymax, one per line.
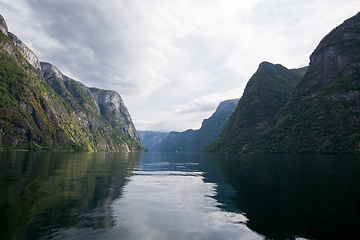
<box><xmin>1</xmin><ymin>0</ymin><xmax>359</xmax><ymax>131</ymax></box>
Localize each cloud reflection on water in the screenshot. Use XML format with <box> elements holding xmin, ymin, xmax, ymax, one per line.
<box><xmin>110</xmin><ymin>171</ymin><xmax>262</xmax><ymax>240</ymax></box>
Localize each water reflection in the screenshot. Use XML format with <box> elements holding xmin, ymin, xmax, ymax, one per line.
<box><xmin>2</xmin><ymin>152</ymin><xmax>359</xmax><ymax>240</ymax></box>
<box><xmin>211</xmin><ymin>154</ymin><xmax>360</xmax><ymax>240</ymax></box>
<box><xmin>0</xmin><ymin>151</ymin><xmax>140</xmax><ymax>240</ymax></box>
<box><xmin>53</xmin><ymin>152</ymin><xmax>261</xmax><ymax>240</ymax></box>
<box><xmin>111</xmin><ymin>170</ymin><xmax>256</xmax><ymax>240</ymax></box>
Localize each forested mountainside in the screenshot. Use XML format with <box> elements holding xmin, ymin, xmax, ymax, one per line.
<box><xmin>205</xmin><ymin>62</ymin><xmax>306</xmax><ymax>153</ymax></box>
<box><xmin>0</xmin><ymin>14</ymin><xmax>145</xmax><ymax>151</ymax></box>
<box><xmin>207</xmin><ymin>12</ymin><xmax>360</xmax><ymax>154</ymax></box>
<box><xmin>159</xmin><ymin>99</ymin><xmax>238</xmax><ymax>152</ymax></box>
<box><xmin>245</xmin><ymin>12</ymin><xmax>360</xmax><ymax>154</ymax></box>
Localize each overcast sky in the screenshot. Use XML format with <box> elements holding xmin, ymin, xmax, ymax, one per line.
<box><xmin>1</xmin><ymin>0</ymin><xmax>359</xmax><ymax>132</ymax></box>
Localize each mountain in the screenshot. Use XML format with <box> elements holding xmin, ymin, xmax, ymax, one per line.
<box><xmin>189</xmin><ymin>99</ymin><xmax>239</xmax><ymax>152</ymax></box>
<box><xmin>244</xmin><ymin>12</ymin><xmax>360</xmax><ymax>154</ymax></box>
<box><xmin>0</xmin><ymin>14</ymin><xmax>145</xmax><ymax>151</ymax></box>
<box><xmin>159</xmin><ymin>99</ymin><xmax>238</xmax><ymax>152</ymax></box>
<box><xmin>137</xmin><ymin>131</ymin><xmax>169</xmax><ymax>152</ymax></box>
<box><xmin>159</xmin><ymin>129</ymin><xmax>197</xmax><ymax>152</ymax></box>
<box><xmin>205</xmin><ymin>62</ymin><xmax>307</xmax><ymax>153</ymax></box>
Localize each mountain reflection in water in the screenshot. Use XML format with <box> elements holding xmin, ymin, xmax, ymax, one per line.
<box><xmin>1</xmin><ymin>152</ymin><xmax>360</xmax><ymax>240</ymax></box>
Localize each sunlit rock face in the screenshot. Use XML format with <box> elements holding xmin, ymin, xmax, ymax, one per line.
<box><xmin>0</xmin><ymin>14</ymin><xmax>8</xmax><ymax>37</ymax></box>
<box><xmin>8</xmin><ymin>33</ymin><xmax>42</xmax><ymax>73</ymax></box>
<box><xmin>91</xmin><ymin>88</ymin><xmax>141</xmax><ymax>143</ymax></box>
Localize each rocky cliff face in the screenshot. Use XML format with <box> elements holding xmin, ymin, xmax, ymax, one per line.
<box><xmin>205</xmin><ymin>62</ymin><xmax>305</xmax><ymax>153</ymax></box>
<box><xmin>245</xmin><ymin>12</ymin><xmax>360</xmax><ymax>154</ymax></box>
<box><xmin>287</xmin><ymin>12</ymin><xmax>360</xmax><ymax>111</ymax></box>
<box><xmin>0</xmin><ymin>15</ymin><xmax>42</xmax><ymax>73</ymax></box>
<box><xmin>0</xmin><ymin>14</ymin><xmax>144</xmax><ymax>151</ymax></box>
<box><xmin>8</xmin><ymin>33</ymin><xmax>42</xmax><ymax>73</ymax></box>
<box><xmin>90</xmin><ymin>88</ymin><xmax>140</xmax><ymax>142</ymax></box>
<box><xmin>0</xmin><ymin>14</ymin><xmax>8</xmax><ymax>37</ymax></box>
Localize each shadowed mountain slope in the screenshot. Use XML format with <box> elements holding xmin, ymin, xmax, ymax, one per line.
<box><xmin>245</xmin><ymin>12</ymin><xmax>360</xmax><ymax>154</ymax></box>
<box><xmin>205</xmin><ymin>62</ymin><xmax>305</xmax><ymax>153</ymax></box>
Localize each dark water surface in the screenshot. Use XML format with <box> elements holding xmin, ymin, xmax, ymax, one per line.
<box><xmin>1</xmin><ymin>152</ymin><xmax>360</xmax><ymax>240</ymax></box>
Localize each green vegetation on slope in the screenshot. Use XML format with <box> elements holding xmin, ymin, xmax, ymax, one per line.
<box><xmin>205</xmin><ymin>62</ymin><xmax>306</xmax><ymax>153</ymax></box>
<box><xmin>0</xmin><ymin>27</ymin><xmax>144</xmax><ymax>152</ymax></box>
<box><xmin>237</xmin><ymin>12</ymin><xmax>360</xmax><ymax>154</ymax></box>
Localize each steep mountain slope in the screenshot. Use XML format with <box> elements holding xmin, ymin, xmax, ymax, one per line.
<box><xmin>0</xmin><ymin>14</ymin><xmax>144</xmax><ymax>151</ymax></box>
<box><xmin>189</xmin><ymin>99</ymin><xmax>239</xmax><ymax>152</ymax></box>
<box><xmin>159</xmin><ymin>99</ymin><xmax>238</xmax><ymax>152</ymax></box>
<box><xmin>246</xmin><ymin>12</ymin><xmax>360</xmax><ymax>154</ymax></box>
<box><xmin>137</xmin><ymin>131</ymin><xmax>169</xmax><ymax>152</ymax></box>
<box><xmin>205</xmin><ymin>62</ymin><xmax>306</xmax><ymax>153</ymax></box>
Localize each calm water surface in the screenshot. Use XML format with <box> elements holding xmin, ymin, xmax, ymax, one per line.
<box><xmin>1</xmin><ymin>152</ymin><xmax>360</xmax><ymax>240</ymax></box>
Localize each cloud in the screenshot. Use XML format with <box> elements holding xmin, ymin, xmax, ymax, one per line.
<box><xmin>1</xmin><ymin>0</ymin><xmax>359</xmax><ymax>132</ymax></box>
<box><xmin>176</xmin><ymin>88</ymin><xmax>243</xmax><ymax>115</ymax></box>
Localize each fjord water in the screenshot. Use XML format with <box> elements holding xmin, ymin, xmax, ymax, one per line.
<box><xmin>1</xmin><ymin>152</ymin><xmax>360</xmax><ymax>240</ymax></box>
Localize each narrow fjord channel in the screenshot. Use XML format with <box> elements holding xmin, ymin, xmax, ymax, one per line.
<box><xmin>1</xmin><ymin>151</ymin><xmax>360</xmax><ymax>240</ymax></box>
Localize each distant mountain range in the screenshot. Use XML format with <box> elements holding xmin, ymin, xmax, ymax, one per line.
<box><xmin>0</xmin><ymin>14</ymin><xmax>145</xmax><ymax>151</ymax></box>
<box><xmin>158</xmin><ymin>99</ymin><xmax>238</xmax><ymax>152</ymax></box>
<box><xmin>207</xmin><ymin>12</ymin><xmax>360</xmax><ymax>154</ymax></box>
<box><xmin>137</xmin><ymin>131</ymin><xmax>169</xmax><ymax>152</ymax></box>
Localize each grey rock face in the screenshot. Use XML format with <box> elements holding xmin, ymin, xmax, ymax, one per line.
<box><xmin>296</xmin><ymin>12</ymin><xmax>360</xmax><ymax>93</ymax></box>
<box><xmin>91</xmin><ymin>88</ymin><xmax>141</xmax><ymax>143</ymax></box>
<box><xmin>41</xmin><ymin>61</ymin><xmax>67</xmax><ymax>81</ymax></box>
<box><xmin>8</xmin><ymin>32</ymin><xmax>42</xmax><ymax>73</ymax></box>
<box><xmin>288</xmin><ymin>12</ymin><xmax>360</xmax><ymax>110</ymax></box>
<box><xmin>0</xmin><ymin>14</ymin><xmax>8</xmax><ymax>37</ymax></box>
